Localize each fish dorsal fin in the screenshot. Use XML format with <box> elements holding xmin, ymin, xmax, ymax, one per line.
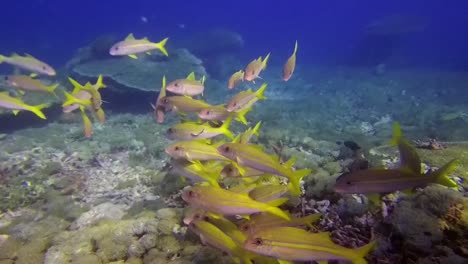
<box><xmin>186</xmin><ymin>72</ymin><xmax>196</xmax><ymax>80</ymax></box>
<box><xmin>200</xmin><ymin>75</ymin><xmax>206</xmax><ymax>85</ymax></box>
<box><xmin>125</xmin><ymin>33</ymin><xmax>135</xmax><ymax>40</ymax></box>
<box><xmin>293</xmin><ymin>40</ymin><xmax>298</xmax><ymax>55</ymax></box>
<box><xmin>282</xmin><ymin>156</ymin><xmax>297</xmax><ymax>168</ymax></box>
<box><xmin>24</xmin><ymin>53</ymin><xmax>35</xmax><ymax>59</ymax></box>
<box><xmin>161</xmin><ymin>75</ymin><xmax>166</xmax><ymax>90</ymax></box>
<box><xmin>143</xmin><ymin>37</ymin><xmax>149</xmax><ymax>41</ymax></box>
<box><xmin>398</xmin><ymin>166</ymin><xmax>419</xmax><ymax>176</ymax></box>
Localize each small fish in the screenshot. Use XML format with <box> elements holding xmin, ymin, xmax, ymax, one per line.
<box><xmin>225</xmin><ymin>83</ymin><xmax>267</xmax><ymax>113</ymax></box>
<box><xmin>0</xmin><ymin>53</ymin><xmax>56</xmax><ymax>76</ymax></box>
<box><xmin>79</xmin><ymin>106</ymin><xmax>93</xmax><ymax>138</ymax></box>
<box><xmin>166</xmin><ymin>72</ymin><xmax>206</xmax><ymax>96</ymax></box>
<box><xmin>282</xmin><ymin>40</ymin><xmax>298</xmax><ymax>81</ymax></box>
<box><xmin>77</xmin><ymin>83</ymin><xmax>103</xmax><ymax>111</ymax></box>
<box><xmin>5</xmin><ymin>75</ymin><xmax>58</xmax><ymax>96</ymax></box>
<box><xmin>228</xmin><ymin>70</ymin><xmax>244</xmax><ymax>89</ymax></box>
<box><xmin>244</xmin><ymin>53</ymin><xmax>270</xmax><ymax>82</ymax></box>
<box><xmin>188</xmin><ymin>220</ymin><xmax>253</xmax><ymax>264</ymax></box>
<box><xmin>167</xmin><ymin>116</ymin><xmax>234</xmax><ymax>140</ymax></box>
<box><xmin>0</xmin><ymin>91</ymin><xmax>49</xmax><ymax>119</ymax></box>
<box><xmin>171</xmin><ymin>160</ymin><xmax>222</xmax><ymax>187</ymax></box>
<box><xmin>109</xmin><ymin>33</ymin><xmax>169</xmax><ymax>58</ymax></box>
<box><xmin>64</xmin><ymin>76</ymin><xmax>106</xmax><ymax>113</ymax></box>
<box><xmin>244</xmin><ymin>226</ymin><xmax>375</xmax><ymax>264</ymax></box>
<box><xmin>198</xmin><ymin>105</ymin><xmax>251</xmax><ymax>125</ymax></box>
<box><xmin>334</xmin><ymin>159</ymin><xmax>459</xmax><ymax>194</ymax></box>
<box><xmin>220</xmin><ymin>163</ymin><xmax>265</xmax><ymax>178</ymax></box>
<box><xmin>182</xmin><ymin>185</ymin><xmax>290</xmax><ymax>220</ymax></box>
<box><xmin>217</xmin><ymin>143</ymin><xmax>311</xmax><ymax>195</ymax></box>
<box><xmin>160</xmin><ymin>96</ymin><xmax>213</xmax><ymax>114</ymax></box>
<box><xmin>239</xmin><ymin>212</ymin><xmax>321</xmax><ymax>236</ymax></box>
<box><xmin>152</xmin><ymin>76</ymin><xmax>167</xmax><ymax>124</ymax></box>
<box><xmin>165</xmin><ymin>140</ymin><xmax>229</xmax><ymax>162</ymax></box>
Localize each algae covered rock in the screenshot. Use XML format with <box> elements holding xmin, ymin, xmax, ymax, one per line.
<box><xmin>71</xmin><ymin>48</ymin><xmax>206</xmax><ymax>92</ymax></box>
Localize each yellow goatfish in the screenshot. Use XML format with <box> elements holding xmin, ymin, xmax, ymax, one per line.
<box><xmin>282</xmin><ymin>40</ymin><xmax>298</xmax><ymax>81</ymax></box>
<box><xmin>217</xmin><ymin>143</ymin><xmax>311</xmax><ymax>195</ymax></box>
<box><xmin>225</xmin><ymin>83</ymin><xmax>267</xmax><ymax>113</ymax></box>
<box><xmin>5</xmin><ymin>75</ymin><xmax>58</xmax><ymax>96</ymax></box>
<box><xmin>0</xmin><ymin>53</ymin><xmax>56</xmax><ymax>76</ymax></box>
<box><xmin>166</xmin><ymin>116</ymin><xmax>234</xmax><ymax>140</ymax></box>
<box><xmin>198</xmin><ymin>104</ymin><xmax>251</xmax><ymax>125</ymax></box>
<box><xmin>165</xmin><ymin>139</ymin><xmax>229</xmax><ymax>162</ymax></box>
<box><xmin>109</xmin><ymin>33</ymin><xmax>168</xmax><ymax>58</ymax></box>
<box><xmin>239</xmin><ymin>212</ymin><xmax>321</xmax><ymax>236</ymax></box>
<box><xmin>244</xmin><ymin>53</ymin><xmax>270</xmax><ymax>82</ymax></box>
<box><xmin>228</xmin><ymin>70</ymin><xmax>244</xmax><ymax>89</ymax></box>
<box><xmin>166</xmin><ymin>72</ymin><xmax>206</xmax><ymax>96</ymax></box>
<box><xmin>171</xmin><ymin>160</ymin><xmax>221</xmax><ymax>187</ymax></box>
<box><xmin>244</xmin><ymin>227</ymin><xmax>376</xmax><ymax>264</ymax></box>
<box><xmin>152</xmin><ymin>76</ymin><xmax>167</xmax><ymax>124</ymax></box>
<box><xmin>160</xmin><ymin>96</ymin><xmax>213</xmax><ymax>114</ymax></box>
<box><xmin>182</xmin><ymin>185</ymin><xmax>290</xmax><ymax>220</ymax></box>
<box><xmin>0</xmin><ymin>91</ymin><xmax>49</xmax><ymax>119</ymax></box>
<box><xmin>220</xmin><ymin>163</ymin><xmax>265</xmax><ymax>178</ymax></box>
<box><xmin>79</xmin><ymin>106</ymin><xmax>93</xmax><ymax>138</ymax></box>
<box><xmin>189</xmin><ymin>220</ymin><xmax>253</xmax><ymax>264</ymax></box>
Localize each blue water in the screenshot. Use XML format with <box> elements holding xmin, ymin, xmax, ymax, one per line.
<box><xmin>1</xmin><ymin>0</ymin><xmax>467</xmax><ymax>68</ymax></box>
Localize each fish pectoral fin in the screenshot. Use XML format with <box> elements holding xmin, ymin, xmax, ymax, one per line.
<box><xmin>191</xmin><ymin>129</ymin><xmax>205</xmax><ymax>137</ymax></box>
<box><xmin>146</xmin><ymin>52</ymin><xmax>151</xmax><ymax>55</ymax></box>
<box><xmin>366</xmin><ymin>194</ymin><xmax>381</xmax><ymax>205</ymax></box>
<box><xmin>12</xmin><ymin>110</ymin><xmax>19</xmax><ymax>115</ymax></box>
<box><xmin>234</xmin><ymin>159</ymin><xmax>246</xmax><ymax>176</ymax></box>
<box><xmin>128</xmin><ymin>54</ymin><xmax>138</xmax><ymax>59</ymax></box>
<box><xmin>18</xmin><ymin>90</ymin><xmax>26</xmax><ymax>95</ymax></box>
<box><xmin>29</xmin><ymin>73</ymin><xmax>38</xmax><ymax>78</ymax></box>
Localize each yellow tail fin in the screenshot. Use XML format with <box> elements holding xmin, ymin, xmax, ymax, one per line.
<box><xmin>27</xmin><ymin>103</ymin><xmax>49</xmax><ymax>120</ymax></box>
<box><xmin>255</xmin><ymin>83</ymin><xmax>268</xmax><ymax>100</ymax></box>
<box><xmin>68</xmin><ymin>77</ymin><xmax>84</xmax><ymax>94</ymax></box>
<box><xmin>220</xmin><ymin>115</ymin><xmax>234</xmax><ymax>139</ymax></box>
<box><xmin>155</xmin><ymin>37</ymin><xmax>169</xmax><ymax>56</ymax></box>
<box><xmin>352</xmin><ymin>240</ymin><xmax>376</xmax><ymax>264</ymax></box>
<box><xmin>390</xmin><ymin>122</ymin><xmax>402</xmax><ymax>146</ymax></box>
<box><xmin>293</xmin><ymin>40</ymin><xmax>298</xmax><ymax>55</ymax></box>
<box><xmin>95</xmin><ymin>75</ymin><xmax>106</xmax><ymax>89</ymax></box>
<box><xmin>265</xmin><ymin>206</ymin><xmax>291</xmax><ymax>221</ymax></box>
<box><xmin>262</xmin><ymin>53</ymin><xmax>271</xmax><ymax>70</ymax></box>
<box><xmin>62</xmin><ymin>91</ymin><xmax>91</xmax><ymax>108</ymax></box>
<box><xmin>430</xmin><ymin>159</ymin><xmax>459</xmax><ymax>187</ymax></box>
<box><xmin>288</xmin><ymin>168</ymin><xmax>311</xmax><ymax>196</ymax></box>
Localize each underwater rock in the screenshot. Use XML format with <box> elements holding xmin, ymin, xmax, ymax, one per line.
<box><xmin>65</xmin><ymin>34</ymin><xmax>118</xmax><ymax>69</ymax></box>
<box><xmin>70</xmin><ymin>202</ymin><xmax>128</xmax><ymax>230</ymax></box>
<box><xmin>71</xmin><ymin>48</ymin><xmax>206</xmax><ymax>92</ymax></box>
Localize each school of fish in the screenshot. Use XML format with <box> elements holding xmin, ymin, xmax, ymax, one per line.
<box><xmin>0</xmin><ymin>32</ymin><xmax>461</xmax><ymax>264</ymax></box>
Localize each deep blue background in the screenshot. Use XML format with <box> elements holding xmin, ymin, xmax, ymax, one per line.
<box><xmin>1</xmin><ymin>0</ymin><xmax>467</xmax><ymax>68</ymax></box>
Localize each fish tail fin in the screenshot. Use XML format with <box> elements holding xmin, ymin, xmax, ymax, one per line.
<box><xmin>27</xmin><ymin>103</ymin><xmax>49</xmax><ymax>120</ymax></box>
<box><xmin>262</xmin><ymin>52</ymin><xmax>271</xmax><ymax>70</ymax></box>
<box><xmin>266</xmin><ymin>197</ymin><xmax>289</xmax><ymax>207</ymax></box>
<box><xmin>95</xmin><ymin>75</ymin><xmax>107</xmax><ymax>89</ymax></box>
<box><xmin>68</xmin><ymin>77</ymin><xmax>84</xmax><ymax>94</ymax></box>
<box><xmin>430</xmin><ymin>159</ymin><xmax>459</xmax><ymax>187</ymax></box>
<box><xmin>288</xmin><ymin>169</ymin><xmax>311</xmax><ymax>196</ymax></box>
<box><xmin>265</xmin><ymin>206</ymin><xmax>290</xmax><ymax>220</ymax></box>
<box><xmin>255</xmin><ymin>83</ymin><xmax>268</xmax><ymax>100</ymax></box>
<box><xmin>235</xmin><ymin>107</ymin><xmax>252</xmax><ymax>125</ymax></box>
<box><xmin>293</xmin><ymin>40</ymin><xmax>298</xmax><ymax>55</ymax></box>
<box><xmin>95</xmin><ymin>107</ymin><xmax>106</xmax><ymax>123</ymax></box>
<box><xmin>0</xmin><ymin>55</ymin><xmax>4</xmax><ymax>63</ymax></box>
<box><xmin>300</xmin><ymin>213</ymin><xmax>321</xmax><ymax>227</ymax></box>
<box><xmin>352</xmin><ymin>240</ymin><xmax>377</xmax><ymax>264</ymax></box>
<box><xmin>155</xmin><ymin>37</ymin><xmax>169</xmax><ymax>56</ymax></box>
<box><xmin>220</xmin><ymin>115</ymin><xmax>234</xmax><ymax>139</ymax></box>
<box><xmin>46</xmin><ymin>83</ymin><xmax>59</xmax><ymax>96</ymax></box>
<box><xmin>251</xmin><ymin>121</ymin><xmax>262</xmax><ymax>136</ymax></box>
<box><xmin>79</xmin><ymin>106</ymin><xmax>93</xmax><ymax>138</ymax></box>
<box><xmin>390</xmin><ymin>122</ymin><xmax>402</xmax><ymax>146</ymax></box>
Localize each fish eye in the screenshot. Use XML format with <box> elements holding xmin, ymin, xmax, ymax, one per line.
<box><xmin>251</xmin><ymin>70</ymin><xmax>255</xmax><ymax>75</ymax></box>
<box><xmin>240</xmin><ymin>225</ymin><xmax>249</xmax><ymax>232</ymax></box>
<box><xmin>253</xmin><ymin>238</ymin><xmax>263</xmax><ymax>245</ymax></box>
<box><xmin>174</xmin><ymin>146</ymin><xmax>180</xmax><ymax>151</ymax></box>
<box><xmin>188</xmin><ymin>190</ymin><xmax>195</xmax><ymax>197</ymax></box>
<box><xmin>42</xmin><ymin>66</ymin><xmax>47</xmax><ymax>70</ymax></box>
<box><xmin>224</xmin><ymin>146</ymin><xmax>230</xmax><ymax>152</ymax></box>
<box><xmin>206</xmin><ymin>110</ymin><xmax>210</xmax><ymax>115</ymax></box>
<box><xmin>194</xmin><ymin>213</ymin><xmax>201</xmax><ymax>219</ymax></box>
<box><xmin>168</xmin><ymin>128</ymin><xmax>174</xmax><ymax>133</ymax></box>
<box><xmin>114</xmin><ymin>46</ymin><xmax>119</xmax><ymax>50</ymax></box>
<box><xmin>232</xmin><ymin>102</ymin><xmax>237</xmax><ymax>107</ymax></box>
<box><xmin>346</xmin><ymin>181</ymin><xmax>352</xmax><ymax>185</ymax></box>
